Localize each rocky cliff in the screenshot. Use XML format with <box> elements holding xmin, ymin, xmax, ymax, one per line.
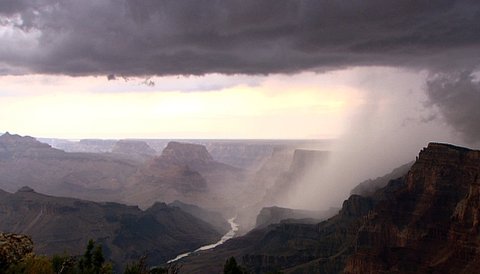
<box><xmin>345</xmin><ymin>143</ymin><xmax>480</xmax><ymax>273</ymax></box>
<box><xmin>255</xmin><ymin>206</ymin><xmax>331</xmax><ymax>229</ymax></box>
<box><xmin>160</xmin><ymin>141</ymin><xmax>214</xmax><ymax>167</ymax></box>
<box><xmin>181</xmin><ymin>142</ymin><xmax>480</xmax><ymax>273</ymax></box>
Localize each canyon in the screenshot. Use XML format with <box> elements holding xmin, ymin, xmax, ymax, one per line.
<box><xmin>3</xmin><ymin>132</ymin><xmax>480</xmax><ymax>273</ymax></box>
<box><xmin>177</xmin><ymin>143</ymin><xmax>480</xmax><ymax>273</ymax></box>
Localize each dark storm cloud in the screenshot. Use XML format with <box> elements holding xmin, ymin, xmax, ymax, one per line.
<box><xmin>426</xmin><ymin>71</ymin><xmax>480</xmax><ymax>144</ymax></box>
<box><xmin>1</xmin><ymin>0</ymin><xmax>480</xmax><ymax>76</ymax></box>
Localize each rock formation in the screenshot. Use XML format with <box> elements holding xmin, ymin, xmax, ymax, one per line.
<box><xmin>125</xmin><ymin>141</ymin><xmax>246</xmax><ymax>212</ymax></box>
<box><xmin>345</xmin><ymin>143</ymin><xmax>480</xmax><ymax>273</ymax></box>
<box><xmin>180</xmin><ymin>142</ymin><xmax>480</xmax><ymax>274</ymax></box>
<box><xmin>350</xmin><ymin>161</ymin><xmax>413</xmax><ymax>196</ymax></box>
<box><xmin>160</xmin><ymin>141</ymin><xmax>214</xmax><ymax>167</ymax></box>
<box><xmin>255</xmin><ymin>206</ymin><xmax>330</xmax><ymax>229</ymax></box>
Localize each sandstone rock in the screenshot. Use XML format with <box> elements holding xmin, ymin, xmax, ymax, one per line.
<box><xmin>160</xmin><ymin>141</ymin><xmax>214</xmax><ymax>166</ymax></box>
<box><xmin>345</xmin><ymin>143</ymin><xmax>480</xmax><ymax>273</ymax></box>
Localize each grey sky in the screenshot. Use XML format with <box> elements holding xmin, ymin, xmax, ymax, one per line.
<box><xmin>0</xmin><ymin>0</ymin><xmax>479</xmax><ymax>76</ymax></box>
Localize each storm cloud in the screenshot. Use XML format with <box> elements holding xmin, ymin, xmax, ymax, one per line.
<box><xmin>0</xmin><ymin>0</ymin><xmax>480</xmax><ymax>76</ymax></box>
<box><xmin>426</xmin><ymin>71</ymin><xmax>480</xmax><ymax>144</ymax></box>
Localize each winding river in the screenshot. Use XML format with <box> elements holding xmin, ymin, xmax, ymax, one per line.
<box><xmin>167</xmin><ymin>217</ymin><xmax>239</xmax><ymax>263</ymax></box>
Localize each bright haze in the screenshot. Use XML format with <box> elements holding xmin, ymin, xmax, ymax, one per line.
<box><xmin>1</xmin><ymin>0</ymin><xmax>480</xmax><ymax>208</ymax></box>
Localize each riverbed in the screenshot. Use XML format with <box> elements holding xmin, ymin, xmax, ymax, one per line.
<box><xmin>167</xmin><ymin>217</ymin><xmax>239</xmax><ymax>263</ymax></box>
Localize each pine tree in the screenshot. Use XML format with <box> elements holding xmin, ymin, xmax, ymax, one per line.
<box><xmin>223</xmin><ymin>257</ymin><xmax>247</xmax><ymax>274</ymax></box>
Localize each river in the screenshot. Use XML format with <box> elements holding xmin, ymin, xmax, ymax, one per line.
<box><xmin>167</xmin><ymin>217</ymin><xmax>239</xmax><ymax>263</ymax></box>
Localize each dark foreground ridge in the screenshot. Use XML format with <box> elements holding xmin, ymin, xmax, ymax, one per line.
<box><xmin>0</xmin><ymin>188</ymin><xmax>222</xmax><ymax>271</ymax></box>
<box><xmin>180</xmin><ymin>142</ymin><xmax>480</xmax><ymax>273</ymax></box>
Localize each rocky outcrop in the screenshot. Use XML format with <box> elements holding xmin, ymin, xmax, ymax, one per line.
<box><xmin>0</xmin><ymin>132</ymin><xmax>58</xmax><ymax>159</ymax></box>
<box><xmin>345</xmin><ymin>143</ymin><xmax>480</xmax><ymax>274</ymax></box>
<box><xmin>255</xmin><ymin>206</ymin><xmax>329</xmax><ymax>229</ymax></box>
<box><xmin>125</xmin><ymin>141</ymin><xmax>246</xmax><ymax>212</ymax></box>
<box><xmin>160</xmin><ymin>141</ymin><xmax>214</xmax><ymax>167</ymax></box>
<box><xmin>350</xmin><ymin>161</ymin><xmax>413</xmax><ymax>196</ymax></box>
<box><xmin>0</xmin><ymin>233</ymin><xmax>33</xmax><ymax>270</ymax></box>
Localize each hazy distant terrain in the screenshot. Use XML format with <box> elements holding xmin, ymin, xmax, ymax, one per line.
<box><xmin>5</xmin><ymin>133</ymin><xmax>330</xmax><ymax>216</ymax></box>
<box><xmin>0</xmin><ymin>132</ymin><xmax>336</xmax><ymax>270</ymax></box>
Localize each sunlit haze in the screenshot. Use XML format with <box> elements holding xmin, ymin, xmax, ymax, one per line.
<box><xmin>0</xmin><ymin>71</ymin><xmax>365</xmax><ymax>139</ymax></box>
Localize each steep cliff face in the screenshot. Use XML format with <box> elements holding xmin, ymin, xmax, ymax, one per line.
<box><xmin>345</xmin><ymin>143</ymin><xmax>480</xmax><ymax>273</ymax></box>
<box><xmin>160</xmin><ymin>141</ymin><xmax>214</xmax><ymax>167</ymax></box>
<box><xmin>181</xmin><ymin>142</ymin><xmax>480</xmax><ymax>274</ymax></box>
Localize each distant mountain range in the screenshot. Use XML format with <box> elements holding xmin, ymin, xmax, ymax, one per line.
<box><xmin>0</xmin><ymin>133</ymin><xmax>328</xmax><ymax>217</ymax></box>
<box><xmin>0</xmin><ymin>132</ymin><xmax>139</xmax><ymax>201</ymax></box>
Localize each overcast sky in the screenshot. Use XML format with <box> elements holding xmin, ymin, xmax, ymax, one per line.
<box><xmin>0</xmin><ymin>0</ymin><xmax>479</xmax><ymax>144</ymax></box>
